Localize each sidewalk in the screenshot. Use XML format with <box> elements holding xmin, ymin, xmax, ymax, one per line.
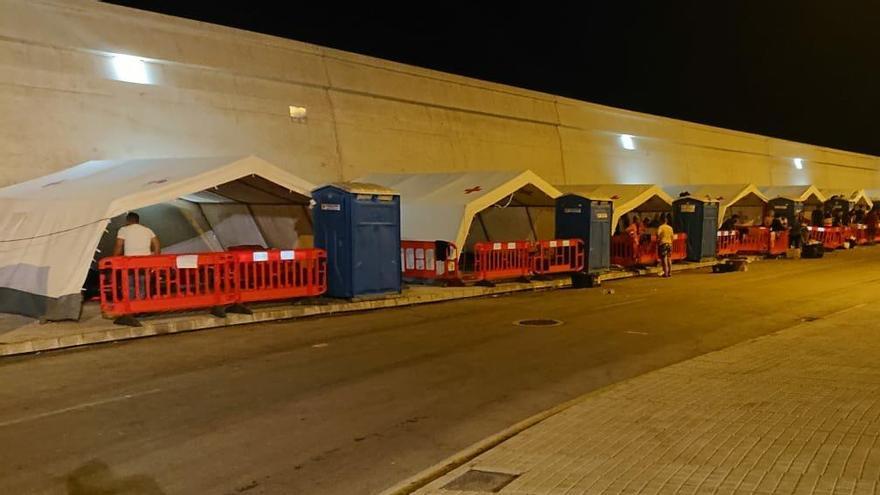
<box><xmin>408</xmin><ymin>295</ymin><xmax>880</xmax><ymax>494</ymax></box>
<box><xmin>0</xmin><ymin>260</ymin><xmax>721</xmax><ymax>357</ymax></box>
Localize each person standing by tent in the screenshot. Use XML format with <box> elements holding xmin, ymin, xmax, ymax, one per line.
<box><xmin>720</xmin><ymin>214</ymin><xmax>739</xmax><ymax>231</ymax></box>
<box><xmin>114</xmin><ymin>212</ymin><xmax>160</xmax><ymax>300</ymax></box>
<box><xmin>114</xmin><ymin>212</ymin><xmax>160</xmax><ymax>256</ymax></box>
<box><xmin>657</xmin><ymin>216</ymin><xmax>674</xmax><ymax>278</ymax></box>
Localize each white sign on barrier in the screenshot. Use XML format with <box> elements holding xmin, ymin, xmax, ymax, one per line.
<box><xmin>506</xmin><ymin>242</ymin><xmax>516</xmax><ymax>249</ymax></box>
<box><xmin>252</xmin><ymin>251</ymin><xmax>269</xmax><ymax>262</ymax></box>
<box><xmin>549</xmin><ymin>241</ymin><xmax>558</xmax><ymax>248</ymax></box>
<box><xmin>280</xmin><ymin>250</ymin><xmax>295</xmax><ymax>260</ymax></box>
<box><xmin>175</xmin><ymin>255</ymin><xmax>198</xmax><ymax>269</ymax></box>
<box><xmin>562</xmin><ymin>240</ymin><xmax>571</xmax><ymax>247</ymax></box>
<box><xmin>493</xmin><ymin>243</ymin><xmax>502</xmax><ymax>250</ymax></box>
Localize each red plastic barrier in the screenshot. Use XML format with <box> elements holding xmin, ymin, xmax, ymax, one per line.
<box><xmin>849</xmin><ymin>224</ymin><xmax>869</xmax><ymax>245</ymax></box>
<box><xmin>670</xmin><ymin>233</ymin><xmax>688</xmax><ymax>262</ymax></box>
<box><xmin>532</xmin><ymin>239</ymin><xmax>585</xmax><ymax>275</ymax></box>
<box><xmin>473</xmin><ymin>241</ymin><xmax>532</xmax><ymax>281</ymax></box>
<box><xmin>232</xmin><ymin>249</ymin><xmax>327</xmax><ymax>303</ymax></box>
<box><xmin>769</xmin><ymin>230</ymin><xmax>789</xmax><ymax>256</ymax></box>
<box><xmin>716</xmin><ymin>230</ymin><xmax>740</xmax><ymax>256</ymax></box>
<box><xmin>738</xmin><ymin>227</ymin><xmax>770</xmax><ymax>254</ymax></box>
<box><xmin>99</xmin><ymin>253</ymin><xmax>238</xmax><ymax>317</ymax></box>
<box><xmin>611</xmin><ymin>234</ymin><xmax>658</xmax><ymax>267</ymax></box>
<box><xmin>806</xmin><ymin>226</ymin><xmax>843</xmax><ymax>250</ymax></box>
<box><xmin>400</xmin><ymin>240</ymin><xmax>460</xmax><ymax>282</ymax></box>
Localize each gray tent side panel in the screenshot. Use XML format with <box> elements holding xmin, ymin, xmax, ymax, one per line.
<box><xmin>0</xmin><ymin>288</ymin><xmax>82</xmax><ymax>321</ymax></box>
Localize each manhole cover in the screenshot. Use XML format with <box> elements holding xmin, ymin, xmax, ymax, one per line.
<box><xmin>442</xmin><ymin>469</ymin><xmax>519</xmax><ymax>492</ymax></box>
<box><xmin>513</xmin><ymin>318</ymin><xmax>563</xmax><ymax>327</ymax></box>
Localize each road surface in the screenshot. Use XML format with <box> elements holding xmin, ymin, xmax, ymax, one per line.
<box><xmin>1</xmin><ymin>248</ymin><xmax>878</xmax><ymax>494</ymax></box>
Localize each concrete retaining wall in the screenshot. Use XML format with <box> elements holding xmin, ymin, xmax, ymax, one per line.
<box><xmin>1</xmin><ymin>0</ymin><xmax>877</xmax><ymax>188</ymax></box>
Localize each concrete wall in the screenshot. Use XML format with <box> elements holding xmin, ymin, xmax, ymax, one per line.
<box><xmin>1</xmin><ymin>0</ymin><xmax>877</xmax><ymax>189</ymax></box>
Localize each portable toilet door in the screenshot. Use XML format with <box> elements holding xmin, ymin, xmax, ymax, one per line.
<box><xmin>554</xmin><ymin>194</ymin><xmax>612</xmax><ymax>273</ymax></box>
<box><xmin>312</xmin><ymin>183</ymin><xmax>402</xmax><ymax>298</ymax></box>
<box><xmin>673</xmin><ymin>197</ymin><xmax>718</xmax><ymax>261</ymax></box>
<box><xmin>768</xmin><ymin>197</ymin><xmax>802</xmax><ymax>226</ymax></box>
<box><xmin>824</xmin><ymin>197</ymin><xmax>851</xmax><ymax>217</ymax></box>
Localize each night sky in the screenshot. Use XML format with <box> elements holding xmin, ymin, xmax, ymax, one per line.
<box><xmin>107</xmin><ymin>1</ymin><xmax>880</xmax><ymax>156</ymax></box>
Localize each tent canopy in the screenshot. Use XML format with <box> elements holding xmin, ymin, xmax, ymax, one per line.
<box><xmin>820</xmin><ymin>189</ymin><xmax>873</xmax><ymax>209</ymax></box>
<box><xmin>358</xmin><ymin>170</ymin><xmax>561</xmax><ymax>249</ymax></box>
<box><xmin>557</xmin><ymin>184</ymin><xmax>673</xmax><ymax>229</ymax></box>
<box><xmin>0</xmin><ymin>155</ymin><xmax>315</xmax><ymax>320</ymax></box>
<box><xmin>663</xmin><ymin>184</ymin><xmax>768</xmax><ymax>225</ymax></box>
<box><xmin>760</xmin><ymin>185</ymin><xmax>826</xmax><ymax>205</ymax></box>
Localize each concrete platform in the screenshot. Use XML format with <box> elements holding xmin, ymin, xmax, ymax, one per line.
<box><xmin>0</xmin><ymin>260</ymin><xmax>721</xmax><ymax>358</ymax></box>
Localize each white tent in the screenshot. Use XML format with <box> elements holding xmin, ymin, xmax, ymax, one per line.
<box><xmin>760</xmin><ymin>185</ymin><xmax>826</xmax><ymax>205</ymax></box>
<box><xmin>0</xmin><ymin>156</ymin><xmax>315</xmax><ymax>320</ymax></box>
<box><xmin>663</xmin><ymin>184</ymin><xmax>768</xmax><ymax>226</ymax></box>
<box><xmin>820</xmin><ymin>188</ymin><xmax>873</xmax><ymax>209</ymax></box>
<box><xmin>358</xmin><ymin>170</ymin><xmax>561</xmax><ymax>250</ymax></box>
<box><xmin>556</xmin><ymin>184</ymin><xmax>673</xmax><ymax>230</ymax></box>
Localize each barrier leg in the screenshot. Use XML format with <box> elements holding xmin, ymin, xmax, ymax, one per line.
<box><xmin>114</xmin><ymin>315</ymin><xmax>142</xmax><ymax>327</ymax></box>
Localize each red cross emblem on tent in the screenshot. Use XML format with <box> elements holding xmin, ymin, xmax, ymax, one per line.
<box><xmin>464</xmin><ymin>186</ymin><xmax>482</xmax><ymax>194</ymax></box>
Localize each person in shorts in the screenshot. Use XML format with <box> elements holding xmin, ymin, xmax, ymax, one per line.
<box><xmin>657</xmin><ymin>216</ymin><xmax>674</xmax><ymax>278</ymax></box>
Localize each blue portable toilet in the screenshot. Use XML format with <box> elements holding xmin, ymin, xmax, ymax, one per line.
<box><xmin>672</xmin><ymin>196</ymin><xmax>719</xmax><ymax>261</ymax></box>
<box><xmin>768</xmin><ymin>197</ymin><xmax>802</xmax><ymax>227</ymax></box>
<box><xmin>554</xmin><ymin>194</ymin><xmax>612</xmax><ymax>274</ymax></box>
<box><xmin>312</xmin><ymin>182</ymin><xmax>402</xmax><ymax>298</ymax></box>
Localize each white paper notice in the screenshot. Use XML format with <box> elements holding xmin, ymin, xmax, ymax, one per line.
<box><xmin>176</xmin><ymin>255</ymin><xmax>199</xmax><ymax>269</ymax></box>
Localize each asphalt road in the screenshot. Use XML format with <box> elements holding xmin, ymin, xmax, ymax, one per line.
<box><xmin>2</xmin><ymin>248</ymin><xmax>879</xmax><ymax>495</ymax></box>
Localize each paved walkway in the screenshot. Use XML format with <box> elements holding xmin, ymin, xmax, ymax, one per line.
<box><xmin>413</xmin><ymin>297</ymin><xmax>880</xmax><ymax>494</ymax></box>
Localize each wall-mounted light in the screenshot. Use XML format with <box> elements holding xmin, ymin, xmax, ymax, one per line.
<box><xmin>619</xmin><ymin>134</ymin><xmax>636</xmax><ymax>151</ymax></box>
<box><xmin>289</xmin><ymin>105</ymin><xmax>307</xmax><ymax>123</ymax></box>
<box><xmin>110</xmin><ymin>54</ymin><xmax>150</xmax><ymax>84</ymax></box>
<box><xmin>793</xmin><ymin>158</ymin><xmax>804</xmax><ymax>170</ymax></box>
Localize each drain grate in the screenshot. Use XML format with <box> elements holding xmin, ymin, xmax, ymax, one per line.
<box><xmin>513</xmin><ymin>318</ymin><xmax>563</xmax><ymax>327</ymax></box>
<box><xmin>442</xmin><ymin>469</ymin><xmax>519</xmax><ymax>492</ymax></box>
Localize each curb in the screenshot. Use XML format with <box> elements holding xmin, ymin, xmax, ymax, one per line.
<box><xmin>0</xmin><ymin>260</ymin><xmax>721</xmax><ymax>358</ymax></box>
<box><xmin>0</xmin><ymin>278</ymin><xmax>571</xmax><ymax>357</ymax></box>
<box><xmin>377</xmin><ymin>370</ymin><xmax>650</xmax><ymax>495</ymax></box>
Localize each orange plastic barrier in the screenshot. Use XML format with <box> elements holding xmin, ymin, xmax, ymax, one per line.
<box><xmin>849</xmin><ymin>224</ymin><xmax>869</xmax><ymax>245</ymax></box>
<box><xmin>473</xmin><ymin>241</ymin><xmax>532</xmax><ymax>282</ymax></box>
<box><xmin>738</xmin><ymin>227</ymin><xmax>771</xmax><ymax>254</ymax></box>
<box><xmin>232</xmin><ymin>249</ymin><xmax>327</xmax><ymax>303</ymax></box>
<box><xmin>670</xmin><ymin>233</ymin><xmax>688</xmax><ymax>262</ymax></box>
<box><xmin>769</xmin><ymin>230</ymin><xmax>789</xmax><ymax>256</ymax></box>
<box><xmin>611</xmin><ymin>234</ymin><xmax>658</xmax><ymax>267</ymax></box>
<box><xmin>716</xmin><ymin>230</ymin><xmax>740</xmax><ymax>256</ymax></box>
<box><xmin>532</xmin><ymin>239</ymin><xmax>585</xmax><ymax>275</ymax></box>
<box><xmin>806</xmin><ymin>226</ymin><xmax>843</xmax><ymax>250</ymax></box>
<box><xmin>400</xmin><ymin>240</ymin><xmax>459</xmax><ymax>282</ymax></box>
<box><xmin>99</xmin><ymin>253</ymin><xmax>238</xmax><ymax>318</ymax></box>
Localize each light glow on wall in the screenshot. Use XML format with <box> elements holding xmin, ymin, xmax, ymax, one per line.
<box><xmin>289</xmin><ymin>105</ymin><xmax>308</xmax><ymax>122</ymax></box>
<box><xmin>793</xmin><ymin>158</ymin><xmax>804</xmax><ymax>170</ymax></box>
<box><xmin>111</xmin><ymin>54</ymin><xmax>150</xmax><ymax>84</ymax></box>
<box><xmin>619</xmin><ymin>134</ymin><xmax>636</xmax><ymax>151</ymax></box>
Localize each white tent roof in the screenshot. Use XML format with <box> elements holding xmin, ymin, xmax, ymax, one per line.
<box><xmin>663</xmin><ymin>184</ymin><xmax>768</xmax><ymax>225</ymax></box>
<box><xmin>557</xmin><ymin>184</ymin><xmax>673</xmax><ymax>228</ymax></box>
<box><xmin>820</xmin><ymin>188</ymin><xmax>873</xmax><ymax>208</ymax></box>
<box><xmin>358</xmin><ymin>170</ymin><xmax>560</xmax><ymax>249</ymax></box>
<box><xmin>760</xmin><ymin>185</ymin><xmax>826</xmax><ymax>204</ymax></box>
<box><xmin>0</xmin><ymin>155</ymin><xmax>315</xmax><ymax>319</ymax></box>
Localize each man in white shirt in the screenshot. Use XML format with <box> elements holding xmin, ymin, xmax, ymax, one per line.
<box><xmin>114</xmin><ymin>212</ymin><xmax>160</xmax><ymax>256</ymax></box>
<box><xmin>113</xmin><ymin>212</ymin><xmax>160</xmax><ymax>301</ymax></box>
